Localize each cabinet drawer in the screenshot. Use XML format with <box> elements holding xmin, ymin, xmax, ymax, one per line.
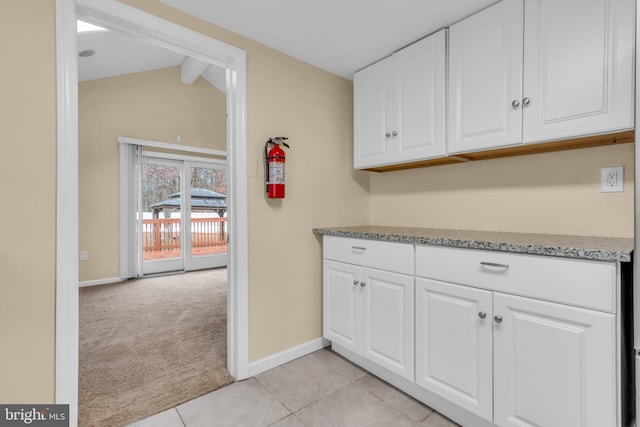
<box><xmin>415</xmin><ymin>245</ymin><xmax>616</xmax><ymax>313</ymax></box>
<box><xmin>323</xmin><ymin>236</ymin><xmax>413</xmax><ymax>275</ymax></box>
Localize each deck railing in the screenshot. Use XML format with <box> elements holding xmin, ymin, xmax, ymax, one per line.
<box><xmin>142</xmin><ymin>217</ymin><xmax>227</xmax><ymax>257</ymax></box>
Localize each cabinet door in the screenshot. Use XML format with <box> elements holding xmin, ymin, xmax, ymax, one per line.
<box><xmin>323</xmin><ymin>260</ymin><xmax>361</xmax><ymax>354</ymax></box>
<box><xmin>493</xmin><ymin>293</ymin><xmax>616</xmax><ymax>427</ymax></box>
<box><xmin>448</xmin><ymin>0</ymin><xmax>524</xmax><ymax>153</ymax></box>
<box><xmin>415</xmin><ymin>278</ymin><xmax>493</xmax><ymax>421</ymax></box>
<box><xmin>361</xmin><ymin>268</ymin><xmax>414</xmax><ymax>381</ymax></box>
<box><xmin>354</xmin><ymin>57</ymin><xmax>393</xmax><ymax>168</ymax></box>
<box><xmin>522</xmin><ymin>0</ymin><xmax>634</xmax><ymax>143</ymax></box>
<box><xmin>392</xmin><ymin>29</ymin><xmax>446</xmax><ymax>162</ymax></box>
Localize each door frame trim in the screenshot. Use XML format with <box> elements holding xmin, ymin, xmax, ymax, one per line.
<box><xmin>118</xmin><ymin>135</ymin><xmax>227</xmax><ymax>158</ymax></box>
<box><xmin>55</xmin><ymin>1</ymin><xmax>249</xmax><ymax>424</ymax></box>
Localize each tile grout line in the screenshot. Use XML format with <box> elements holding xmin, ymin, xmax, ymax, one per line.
<box><xmin>251</xmin><ymin>376</ymin><xmax>297</xmax><ymax>420</ymax></box>
<box><xmin>256</xmin><ymin>349</ymin><xmax>366</xmax><ymax>419</ymax></box>
<box><xmin>351</xmin><ymin>381</ymin><xmax>419</xmax><ymax>424</ymax></box>
<box><xmin>174</xmin><ymin>406</ymin><xmax>187</xmax><ymax>427</ymax></box>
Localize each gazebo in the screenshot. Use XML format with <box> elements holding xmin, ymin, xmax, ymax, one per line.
<box><xmin>148</xmin><ymin>188</ymin><xmax>227</xmax><ymax>218</ymax></box>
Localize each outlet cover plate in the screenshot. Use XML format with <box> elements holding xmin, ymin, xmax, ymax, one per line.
<box><xmin>601</xmin><ymin>166</ymin><xmax>624</xmax><ymax>193</ymax></box>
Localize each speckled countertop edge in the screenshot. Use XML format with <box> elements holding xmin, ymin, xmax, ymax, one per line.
<box><xmin>312</xmin><ymin>226</ymin><xmax>633</xmax><ymax>263</ymax></box>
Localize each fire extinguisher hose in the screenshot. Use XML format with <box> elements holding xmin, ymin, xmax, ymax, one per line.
<box><xmin>264</xmin><ymin>141</ymin><xmax>270</xmax><ymax>193</ymax></box>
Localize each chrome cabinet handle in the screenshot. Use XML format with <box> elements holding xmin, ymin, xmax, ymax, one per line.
<box><xmin>511</xmin><ymin>99</ymin><xmax>520</xmax><ymax>108</ymax></box>
<box><xmin>478</xmin><ymin>311</ymin><xmax>487</xmax><ymax>319</ymax></box>
<box><xmin>392</xmin><ymin>131</ymin><xmax>398</xmax><ymax>136</ymax></box>
<box><xmin>360</xmin><ymin>282</ymin><xmax>366</xmax><ymax>288</ymax></box>
<box><xmin>480</xmin><ymin>261</ymin><xmax>510</xmax><ymax>269</ymax></box>
<box><xmin>385</xmin><ymin>132</ymin><xmax>391</xmax><ymax>138</ymax></box>
<box><xmin>494</xmin><ymin>315</ymin><xmax>503</xmax><ymax>323</ymax></box>
<box><xmin>353</xmin><ymin>280</ymin><xmax>359</xmax><ymax>286</ymax></box>
<box><xmin>522</xmin><ymin>97</ymin><xmax>530</xmax><ymax>106</ymax></box>
<box><xmin>351</xmin><ymin>246</ymin><xmax>367</xmax><ymax>251</ymax></box>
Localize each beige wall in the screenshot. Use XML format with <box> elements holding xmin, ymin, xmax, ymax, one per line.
<box><xmin>244</xmin><ymin>43</ymin><xmax>369</xmax><ymax>360</ymax></box>
<box><xmin>120</xmin><ymin>0</ymin><xmax>371</xmax><ymax>361</ymax></box>
<box><xmin>0</xmin><ymin>0</ymin><xmax>56</xmax><ymax>402</ymax></box>
<box><xmin>79</xmin><ymin>66</ymin><xmax>227</xmax><ymax>281</ymax></box>
<box><xmin>370</xmin><ymin>143</ymin><xmax>634</xmax><ymax>238</ymax></box>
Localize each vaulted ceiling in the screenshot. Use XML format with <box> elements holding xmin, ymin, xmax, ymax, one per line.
<box><xmin>77</xmin><ymin>1</ymin><xmax>498</xmax><ymax>86</ymax></box>
<box><xmin>156</xmin><ymin>0</ymin><xmax>499</xmax><ymax>79</ymax></box>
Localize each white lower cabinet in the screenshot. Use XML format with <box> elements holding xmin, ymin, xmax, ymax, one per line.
<box><xmin>415</xmin><ymin>278</ymin><xmax>493</xmax><ymax>421</ymax></box>
<box><xmin>360</xmin><ymin>267</ymin><xmax>414</xmax><ymax>380</ymax></box>
<box><xmin>323</xmin><ymin>237</ymin><xmax>414</xmax><ymax>381</ymax></box>
<box><xmin>323</xmin><ymin>238</ymin><xmax>619</xmax><ymax>426</ymax></box>
<box><xmin>493</xmin><ymin>293</ymin><xmax>616</xmax><ymax>427</ymax></box>
<box><xmin>323</xmin><ymin>260</ymin><xmax>361</xmax><ymax>354</ymax></box>
<box><xmin>414</xmin><ymin>246</ymin><xmax>617</xmax><ymax>427</ymax></box>
<box><xmin>415</xmin><ymin>278</ymin><xmax>616</xmax><ymax>427</ymax></box>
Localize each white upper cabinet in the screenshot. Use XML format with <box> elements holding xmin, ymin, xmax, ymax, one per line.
<box><xmin>448</xmin><ymin>0</ymin><xmax>524</xmax><ymax>153</ymax></box>
<box><xmin>448</xmin><ymin>0</ymin><xmax>634</xmax><ymax>154</ymax></box>
<box><xmin>354</xmin><ymin>29</ymin><xmax>446</xmax><ymax>169</ymax></box>
<box><xmin>353</xmin><ymin>58</ymin><xmax>393</xmax><ymax>168</ymax></box>
<box><xmin>522</xmin><ymin>0</ymin><xmax>635</xmax><ymax>143</ymax></box>
<box><xmin>392</xmin><ymin>31</ymin><xmax>447</xmax><ymax>163</ymax></box>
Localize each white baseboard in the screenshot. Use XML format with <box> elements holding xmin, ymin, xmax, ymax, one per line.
<box><xmin>78</xmin><ymin>277</ymin><xmax>123</xmax><ymax>288</ymax></box>
<box><xmin>248</xmin><ymin>337</ymin><xmax>330</xmax><ymax>377</ymax></box>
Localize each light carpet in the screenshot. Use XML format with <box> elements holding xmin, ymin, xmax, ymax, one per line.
<box><xmin>79</xmin><ymin>268</ymin><xmax>234</xmax><ymax>426</ymax></box>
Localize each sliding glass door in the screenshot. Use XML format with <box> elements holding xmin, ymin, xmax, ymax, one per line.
<box><xmin>184</xmin><ymin>161</ymin><xmax>228</xmax><ymax>271</ymax></box>
<box><xmin>141</xmin><ymin>158</ymin><xmax>184</xmax><ymax>274</ymax></box>
<box><xmin>140</xmin><ymin>154</ymin><xmax>227</xmax><ymax>275</ymax></box>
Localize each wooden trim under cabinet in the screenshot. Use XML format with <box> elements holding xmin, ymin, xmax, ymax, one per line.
<box><xmin>364</xmin><ymin>130</ymin><xmax>635</xmax><ymax>172</ymax></box>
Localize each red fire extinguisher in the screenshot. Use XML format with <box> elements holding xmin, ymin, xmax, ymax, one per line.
<box><xmin>265</xmin><ymin>137</ymin><xmax>289</xmax><ymax>198</ymax></box>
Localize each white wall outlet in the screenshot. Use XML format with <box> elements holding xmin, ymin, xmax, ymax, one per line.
<box><xmin>601</xmin><ymin>166</ymin><xmax>624</xmax><ymax>193</ymax></box>
<box><xmin>80</xmin><ymin>251</ymin><xmax>88</xmax><ymax>261</ymax></box>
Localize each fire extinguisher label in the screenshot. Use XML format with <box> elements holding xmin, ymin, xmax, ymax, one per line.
<box><xmin>269</xmin><ymin>163</ymin><xmax>285</xmax><ymax>184</ymax></box>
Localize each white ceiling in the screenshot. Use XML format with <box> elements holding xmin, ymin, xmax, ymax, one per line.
<box><xmin>77</xmin><ymin>30</ymin><xmax>184</xmax><ymax>82</ymax></box>
<box><xmin>77</xmin><ymin>26</ymin><xmax>228</xmax><ymax>92</ymax></box>
<box><xmin>157</xmin><ymin>0</ymin><xmax>499</xmax><ymax>79</ymax></box>
<box><xmin>77</xmin><ymin>1</ymin><xmax>499</xmax><ymax>83</ymax></box>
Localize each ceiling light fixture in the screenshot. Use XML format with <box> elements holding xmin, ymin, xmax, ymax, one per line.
<box><xmin>77</xmin><ymin>20</ymin><xmax>109</xmax><ymax>33</ymax></box>
<box><xmin>78</xmin><ymin>50</ymin><xmax>95</xmax><ymax>58</ymax></box>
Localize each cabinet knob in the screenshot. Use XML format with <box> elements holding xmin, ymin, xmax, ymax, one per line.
<box><xmin>392</xmin><ymin>131</ymin><xmax>398</xmax><ymax>137</ymax></box>
<box><xmin>511</xmin><ymin>99</ymin><xmax>520</xmax><ymax>108</ymax></box>
<box><xmin>360</xmin><ymin>281</ymin><xmax>366</xmax><ymax>288</ymax></box>
<box><xmin>522</xmin><ymin>97</ymin><xmax>531</xmax><ymax>106</ymax></box>
<box><xmin>385</xmin><ymin>132</ymin><xmax>392</xmax><ymax>138</ymax></box>
<box><xmin>353</xmin><ymin>280</ymin><xmax>359</xmax><ymax>286</ymax></box>
<box><xmin>478</xmin><ymin>311</ymin><xmax>487</xmax><ymax>319</ymax></box>
<box><xmin>494</xmin><ymin>315</ymin><xmax>503</xmax><ymax>323</ymax></box>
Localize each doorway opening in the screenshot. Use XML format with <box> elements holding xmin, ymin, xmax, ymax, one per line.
<box><xmin>55</xmin><ymin>1</ymin><xmax>249</xmax><ymax>424</ymax></box>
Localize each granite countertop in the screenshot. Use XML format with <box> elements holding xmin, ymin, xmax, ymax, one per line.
<box><xmin>313</xmin><ymin>225</ymin><xmax>634</xmax><ymax>262</ymax></box>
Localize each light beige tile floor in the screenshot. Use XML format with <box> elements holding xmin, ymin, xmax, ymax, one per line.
<box><xmin>127</xmin><ymin>348</ymin><xmax>461</xmax><ymax>427</ymax></box>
